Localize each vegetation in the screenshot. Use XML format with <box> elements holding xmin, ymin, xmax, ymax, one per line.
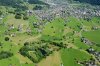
<box><xmin>75</xmin><ymin>0</ymin><xmax>100</xmax><ymax>5</ymax></box>
<box><xmin>0</xmin><ymin>0</ymin><xmax>100</xmax><ymax>66</ymax></box>
<box><xmin>61</xmin><ymin>48</ymin><xmax>91</xmax><ymax>66</ymax></box>
<box><xmin>20</xmin><ymin>42</ymin><xmax>52</xmax><ymax>63</ymax></box>
<box><xmin>5</xmin><ymin>37</ymin><xmax>10</xmax><ymax>41</ymax></box>
<box><xmin>0</xmin><ymin>51</ymin><xmax>13</xmax><ymax>60</ymax></box>
<box><xmin>28</xmin><ymin>0</ymin><xmax>48</xmax><ymax>5</ymax></box>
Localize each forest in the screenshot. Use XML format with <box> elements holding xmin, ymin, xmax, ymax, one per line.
<box><xmin>75</xmin><ymin>0</ymin><xmax>100</xmax><ymax>5</ymax></box>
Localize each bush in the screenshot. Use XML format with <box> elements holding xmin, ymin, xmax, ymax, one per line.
<box><xmin>33</xmin><ymin>5</ymin><xmax>43</xmax><ymax>10</ymax></box>
<box><xmin>24</xmin><ymin>42</ymin><xmax>29</xmax><ymax>46</ymax></box>
<box><xmin>0</xmin><ymin>51</ymin><xmax>13</xmax><ymax>60</ymax></box>
<box><xmin>5</xmin><ymin>37</ymin><xmax>9</xmax><ymax>41</ymax></box>
<box><xmin>15</xmin><ymin>13</ymin><xmax>22</xmax><ymax>19</ymax></box>
<box><xmin>0</xmin><ymin>42</ymin><xmax>2</xmax><ymax>46</ymax></box>
<box><xmin>23</xmin><ymin>16</ymin><xmax>28</xmax><ymax>20</ymax></box>
<box><xmin>0</xmin><ymin>11</ymin><xmax>2</xmax><ymax>16</ymax></box>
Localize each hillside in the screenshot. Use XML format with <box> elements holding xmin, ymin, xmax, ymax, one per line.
<box><xmin>0</xmin><ymin>0</ymin><xmax>100</xmax><ymax>66</ymax></box>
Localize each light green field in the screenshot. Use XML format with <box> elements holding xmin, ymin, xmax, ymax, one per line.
<box><xmin>74</xmin><ymin>38</ymin><xmax>89</xmax><ymax>50</ymax></box>
<box><xmin>0</xmin><ymin>56</ymin><xmax>20</xmax><ymax>66</ymax></box>
<box><xmin>82</xmin><ymin>30</ymin><xmax>100</xmax><ymax>51</ymax></box>
<box><xmin>61</xmin><ymin>48</ymin><xmax>91</xmax><ymax>66</ymax></box>
<box><xmin>67</xmin><ymin>17</ymin><xmax>82</xmax><ymax>31</ymax></box>
<box><xmin>0</xmin><ymin>14</ymin><xmax>36</xmax><ymax>66</ymax></box>
<box><xmin>42</xmin><ymin>18</ymin><xmax>65</xmax><ymax>41</ymax></box>
<box><xmin>0</xmin><ymin>13</ymin><xmax>100</xmax><ymax>66</ymax></box>
<box><xmin>82</xmin><ymin>30</ymin><xmax>100</xmax><ymax>44</ymax></box>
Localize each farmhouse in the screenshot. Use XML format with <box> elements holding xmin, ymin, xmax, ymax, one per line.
<box><xmin>8</xmin><ymin>24</ymin><xmax>15</xmax><ymax>30</ymax></box>
<box><xmin>81</xmin><ymin>37</ymin><xmax>92</xmax><ymax>45</ymax></box>
<box><xmin>18</xmin><ymin>24</ymin><xmax>23</xmax><ymax>31</ymax></box>
<box><xmin>26</xmin><ymin>27</ymin><xmax>31</xmax><ymax>33</ymax></box>
<box><xmin>27</xmin><ymin>10</ymin><xmax>33</xmax><ymax>16</ymax></box>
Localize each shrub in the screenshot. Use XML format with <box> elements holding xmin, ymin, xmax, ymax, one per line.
<box><xmin>0</xmin><ymin>51</ymin><xmax>13</xmax><ymax>60</ymax></box>
<box><xmin>15</xmin><ymin>13</ymin><xmax>22</xmax><ymax>19</ymax></box>
<box><xmin>5</xmin><ymin>37</ymin><xmax>9</xmax><ymax>41</ymax></box>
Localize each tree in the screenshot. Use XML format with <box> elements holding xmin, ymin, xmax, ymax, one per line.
<box><xmin>33</xmin><ymin>5</ymin><xmax>43</xmax><ymax>10</ymax></box>
<box><xmin>5</xmin><ymin>37</ymin><xmax>9</xmax><ymax>41</ymax></box>
<box><xmin>0</xmin><ymin>51</ymin><xmax>13</xmax><ymax>60</ymax></box>
<box><xmin>0</xmin><ymin>42</ymin><xmax>2</xmax><ymax>46</ymax></box>
<box><xmin>24</xmin><ymin>42</ymin><xmax>29</xmax><ymax>46</ymax></box>
<box><xmin>28</xmin><ymin>0</ymin><xmax>47</xmax><ymax>5</ymax></box>
<box><xmin>15</xmin><ymin>13</ymin><xmax>22</xmax><ymax>19</ymax></box>
<box><xmin>0</xmin><ymin>11</ymin><xmax>2</xmax><ymax>16</ymax></box>
<box><xmin>23</xmin><ymin>13</ymin><xmax>29</xmax><ymax>20</ymax></box>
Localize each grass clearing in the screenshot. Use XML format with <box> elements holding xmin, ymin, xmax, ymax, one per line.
<box><xmin>37</xmin><ymin>51</ymin><xmax>61</xmax><ymax>66</ymax></box>
<box><xmin>61</xmin><ymin>48</ymin><xmax>91</xmax><ymax>66</ymax></box>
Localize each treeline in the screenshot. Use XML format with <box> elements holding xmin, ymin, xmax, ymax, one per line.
<box><xmin>0</xmin><ymin>0</ymin><xmax>49</xmax><ymax>19</ymax></box>
<box><xmin>0</xmin><ymin>0</ymin><xmax>28</xmax><ymax>11</ymax></box>
<box><xmin>75</xmin><ymin>0</ymin><xmax>100</xmax><ymax>5</ymax></box>
<box><xmin>28</xmin><ymin>0</ymin><xmax>48</xmax><ymax>5</ymax></box>
<box><xmin>0</xmin><ymin>0</ymin><xmax>48</xmax><ymax>10</ymax></box>
<box><xmin>0</xmin><ymin>0</ymin><xmax>23</xmax><ymax>7</ymax></box>
<box><xmin>0</xmin><ymin>0</ymin><xmax>48</xmax><ymax>6</ymax></box>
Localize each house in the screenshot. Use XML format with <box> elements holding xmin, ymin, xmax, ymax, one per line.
<box><xmin>18</xmin><ymin>24</ymin><xmax>23</xmax><ymax>31</ymax></box>
<box><xmin>8</xmin><ymin>24</ymin><xmax>15</xmax><ymax>30</ymax></box>
<box><xmin>26</xmin><ymin>27</ymin><xmax>31</xmax><ymax>33</ymax></box>
<box><xmin>27</xmin><ymin>10</ymin><xmax>33</xmax><ymax>16</ymax></box>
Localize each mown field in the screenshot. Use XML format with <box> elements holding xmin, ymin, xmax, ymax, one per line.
<box><xmin>61</xmin><ymin>48</ymin><xmax>91</xmax><ymax>66</ymax></box>
<box><xmin>82</xmin><ymin>30</ymin><xmax>100</xmax><ymax>44</ymax></box>
<box><xmin>82</xmin><ymin>30</ymin><xmax>100</xmax><ymax>51</ymax></box>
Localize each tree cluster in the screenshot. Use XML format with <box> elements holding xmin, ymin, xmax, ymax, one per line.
<box><xmin>75</xmin><ymin>0</ymin><xmax>100</xmax><ymax>5</ymax></box>
<box><xmin>20</xmin><ymin>42</ymin><xmax>52</xmax><ymax>63</ymax></box>
<box><xmin>0</xmin><ymin>51</ymin><xmax>13</xmax><ymax>60</ymax></box>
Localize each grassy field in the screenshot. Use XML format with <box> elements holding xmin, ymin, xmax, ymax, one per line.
<box><xmin>42</xmin><ymin>18</ymin><xmax>65</xmax><ymax>41</ymax></box>
<box><xmin>37</xmin><ymin>51</ymin><xmax>61</xmax><ymax>66</ymax></box>
<box><xmin>0</xmin><ymin>14</ymin><xmax>37</xmax><ymax>66</ymax></box>
<box><xmin>66</xmin><ymin>17</ymin><xmax>82</xmax><ymax>31</ymax></box>
<box><xmin>82</xmin><ymin>30</ymin><xmax>100</xmax><ymax>44</ymax></box>
<box><xmin>74</xmin><ymin>38</ymin><xmax>89</xmax><ymax>50</ymax></box>
<box><xmin>5</xmin><ymin>14</ymin><xmax>29</xmax><ymax>33</ymax></box>
<box><xmin>82</xmin><ymin>30</ymin><xmax>100</xmax><ymax>51</ymax></box>
<box><xmin>61</xmin><ymin>48</ymin><xmax>91</xmax><ymax>66</ymax></box>
<box><xmin>0</xmin><ymin>12</ymin><xmax>100</xmax><ymax>66</ymax></box>
<box><xmin>0</xmin><ymin>56</ymin><xmax>20</xmax><ymax>66</ymax></box>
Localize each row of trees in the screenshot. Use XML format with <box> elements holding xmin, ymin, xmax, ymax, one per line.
<box><xmin>75</xmin><ymin>0</ymin><xmax>100</xmax><ymax>5</ymax></box>
<box><xmin>0</xmin><ymin>0</ymin><xmax>27</xmax><ymax>10</ymax></box>
<box><xmin>28</xmin><ymin>0</ymin><xmax>48</xmax><ymax>5</ymax></box>
<box><xmin>0</xmin><ymin>11</ymin><xmax>2</xmax><ymax>16</ymax></box>
<box><xmin>0</xmin><ymin>0</ymin><xmax>49</xmax><ymax>6</ymax></box>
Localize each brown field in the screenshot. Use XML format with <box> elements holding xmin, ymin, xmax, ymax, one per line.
<box><xmin>37</xmin><ymin>51</ymin><xmax>62</xmax><ymax>66</ymax></box>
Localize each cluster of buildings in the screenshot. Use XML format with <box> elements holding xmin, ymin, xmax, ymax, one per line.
<box><xmin>6</xmin><ymin>24</ymin><xmax>32</xmax><ymax>36</ymax></box>
<box><xmin>81</xmin><ymin>37</ymin><xmax>93</xmax><ymax>45</ymax></box>
<box><xmin>87</xmin><ymin>47</ymin><xmax>100</xmax><ymax>64</ymax></box>
<box><xmin>33</xmin><ymin>2</ymin><xmax>100</xmax><ymax>22</ymax></box>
